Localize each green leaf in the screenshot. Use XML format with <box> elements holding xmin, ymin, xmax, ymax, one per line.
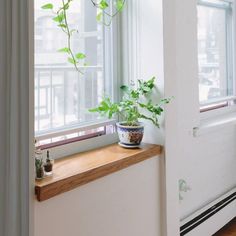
<box><xmin>58</xmin><ymin>47</ymin><xmax>70</xmax><ymax>53</ymax></box>
<box><xmin>96</xmin><ymin>12</ymin><xmax>103</xmax><ymax>22</ymax></box>
<box><xmin>138</xmin><ymin>102</ymin><xmax>146</xmax><ymax>108</ymax></box>
<box><xmin>53</xmin><ymin>16</ymin><xmax>60</xmax><ymax>22</ymax></box>
<box><xmin>70</xmin><ymin>29</ymin><xmax>78</xmax><ymax>35</ymax></box>
<box><xmin>101</xmin><ymin>100</ymin><xmax>109</xmax><ymax>110</ymax></box>
<box><xmin>152</xmin><ymin>106</ymin><xmax>163</xmax><ymax>115</ymax></box>
<box><xmin>116</xmin><ymin>0</ymin><xmax>124</xmax><ymax>11</ymax></box>
<box><xmin>130</xmin><ymin>90</ymin><xmax>139</xmax><ymax>99</ymax></box>
<box><xmin>120</xmin><ymin>85</ymin><xmax>129</xmax><ymax>92</ymax></box>
<box><xmin>160</xmin><ymin>97</ymin><xmax>172</xmax><ymax>104</ymax></box>
<box><xmin>58</xmin><ymin>24</ymin><xmax>67</xmax><ymax>28</ymax></box>
<box><xmin>98</xmin><ymin>106</ymin><xmax>106</xmax><ymax>112</ymax></box>
<box><xmin>138</xmin><ymin>77</ymin><xmax>156</xmax><ymax>95</ymax></box>
<box><xmin>68</xmin><ymin>57</ymin><xmax>76</xmax><ymax>64</ymax></box>
<box><xmin>99</xmin><ymin>0</ymin><xmax>109</xmax><ymax>9</ymax></box>
<box><xmin>53</xmin><ymin>13</ymin><xmax>65</xmax><ymax>23</ymax></box>
<box><xmin>142</xmin><ymin>86</ymin><xmax>151</xmax><ymax>92</ymax></box>
<box><xmin>41</xmin><ymin>3</ymin><xmax>53</xmax><ymax>9</ymax></box>
<box><xmin>89</xmin><ymin>108</ymin><xmax>99</xmax><ymax>112</ymax></box>
<box><xmin>75</xmin><ymin>53</ymin><xmax>86</xmax><ymax>59</ymax></box>
<box><xmin>108</xmin><ymin>110</ymin><xmax>113</xmax><ymax>119</ymax></box>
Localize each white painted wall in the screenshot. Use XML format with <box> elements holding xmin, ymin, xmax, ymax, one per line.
<box><xmin>34</xmin><ymin>1</ymin><xmax>236</xmax><ymax>235</ymax></box>
<box><xmin>180</xmin><ymin>126</ymin><xmax>236</xmax><ymax>219</ymax></box>
<box><xmin>163</xmin><ymin>0</ymin><xmax>236</xmax><ymax>235</ymax></box>
<box><xmin>121</xmin><ymin>0</ymin><xmax>165</xmax><ymax>146</ymax></box>
<box><xmin>35</xmin><ymin>1</ymin><xmax>166</xmax><ymax>236</ymax></box>
<box><xmin>182</xmin><ymin>188</ymin><xmax>236</xmax><ymax>236</ymax></box>
<box><xmin>35</xmin><ymin>157</ymin><xmax>162</xmax><ymax>236</ymax></box>
<box><xmin>137</xmin><ymin>1</ymin><xmax>167</xmax><ymax>235</ymax></box>
<box><xmin>138</xmin><ymin>0</ymin><xmax>165</xmax><ymax>145</ymax></box>
<box><xmin>162</xmin><ymin>0</ymin><xmax>182</xmax><ymax>234</ymax></box>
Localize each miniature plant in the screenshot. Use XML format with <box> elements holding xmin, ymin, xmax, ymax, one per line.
<box><xmin>41</xmin><ymin>0</ymin><xmax>125</xmax><ymax>72</ymax></box>
<box><xmin>89</xmin><ymin>77</ymin><xmax>171</xmax><ymax>127</ymax></box>
<box><xmin>44</xmin><ymin>150</ymin><xmax>54</xmax><ymax>175</ymax></box>
<box><xmin>35</xmin><ymin>157</ymin><xmax>44</xmax><ymax>179</ymax></box>
<box><xmin>35</xmin><ymin>158</ymin><xmax>43</xmax><ymax>170</ymax></box>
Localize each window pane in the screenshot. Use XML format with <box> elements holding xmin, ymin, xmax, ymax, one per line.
<box><xmin>198</xmin><ymin>3</ymin><xmax>233</xmax><ymax>104</ymax></box>
<box><xmin>35</xmin><ymin>0</ymin><xmax>109</xmax><ymax>134</ymax></box>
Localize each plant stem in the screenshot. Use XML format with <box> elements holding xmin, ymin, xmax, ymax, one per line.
<box><xmin>61</xmin><ymin>0</ymin><xmax>80</xmax><ymax>72</ymax></box>
<box><xmin>90</xmin><ymin>0</ymin><xmax>126</xmax><ymax>24</ymax></box>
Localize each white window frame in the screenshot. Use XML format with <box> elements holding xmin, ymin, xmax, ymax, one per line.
<box><xmin>198</xmin><ymin>0</ymin><xmax>236</xmax><ymax>115</ymax></box>
<box><xmin>34</xmin><ymin>3</ymin><xmax>122</xmax><ymax>152</ymax></box>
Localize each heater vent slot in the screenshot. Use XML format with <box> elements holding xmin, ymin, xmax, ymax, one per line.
<box><xmin>180</xmin><ymin>192</ymin><xmax>236</xmax><ymax>235</ymax></box>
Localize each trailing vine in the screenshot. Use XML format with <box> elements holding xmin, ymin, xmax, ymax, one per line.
<box><xmin>91</xmin><ymin>0</ymin><xmax>126</xmax><ymax>26</ymax></box>
<box><xmin>41</xmin><ymin>0</ymin><xmax>125</xmax><ymax>73</ymax></box>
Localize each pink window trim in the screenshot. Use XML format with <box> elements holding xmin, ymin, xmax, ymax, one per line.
<box><xmin>39</xmin><ymin>130</ymin><xmax>106</xmax><ymax>150</ymax></box>
<box><xmin>200</xmin><ymin>102</ymin><xmax>228</xmax><ymax>113</ymax></box>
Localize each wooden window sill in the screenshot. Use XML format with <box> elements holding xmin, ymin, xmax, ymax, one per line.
<box><xmin>35</xmin><ymin>143</ymin><xmax>162</xmax><ymax>202</ymax></box>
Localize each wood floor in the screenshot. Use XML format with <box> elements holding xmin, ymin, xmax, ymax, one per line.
<box><xmin>213</xmin><ymin>218</ymin><xmax>236</xmax><ymax>236</ymax></box>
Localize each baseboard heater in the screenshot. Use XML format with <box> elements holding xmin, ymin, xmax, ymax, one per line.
<box><xmin>180</xmin><ymin>191</ymin><xmax>236</xmax><ymax>235</ymax></box>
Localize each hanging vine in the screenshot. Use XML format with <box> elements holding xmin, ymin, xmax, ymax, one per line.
<box><xmin>41</xmin><ymin>0</ymin><xmax>125</xmax><ymax>73</ymax></box>
<box><xmin>91</xmin><ymin>0</ymin><xmax>126</xmax><ymax>26</ymax></box>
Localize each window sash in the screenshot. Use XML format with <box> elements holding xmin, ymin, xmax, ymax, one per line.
<box><xmin>198</xmin><ymin>0</ymin><xmax>232</xmax><ymax>10</ymax></box>
<box><xmin>198</xmin><ymin>0</ymin><xmax>235</xmax><ymax>110</ymax></box>
<box><xmin>200</xmin><ymin>95</ymin><xmax>236</xmax><ymax>106</ymax></box>
<box><xmin>34</xmin><ymin>1</ymin><xmax>120</xmax><ymax>144</ymax></box>
<box><xmin>35</xmin><ymin>119</ymin><xmax>116</xmax><ymax>141</ymax></box>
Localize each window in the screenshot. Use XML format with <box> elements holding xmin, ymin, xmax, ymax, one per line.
<box><xmin>197</xmin><ymin>0</ymin><xmax>236</xmax><ymax>111</ymax></box>
<box><xmin>34</xmin><ymin>0</ymin><xmax>117</xmax><ymax>146</ymax></box>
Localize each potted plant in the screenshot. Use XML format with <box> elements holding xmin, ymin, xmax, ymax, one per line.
<box><xmin>35</xmin><ymin>157</ymin><xmax>44</xmax><ymax>180</ymax></box>
<box><xmin>89</xmin><ymin>77</ymin><xmax>171</xmax><ymax>147</ymax></box>
<box><xmin>44</xmin><ymin>150</ymin><xmax>54</xmax><ymax>176</ymax></box>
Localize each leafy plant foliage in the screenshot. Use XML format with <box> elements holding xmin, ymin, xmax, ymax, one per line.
<box><xmin>35</xmin><ymin>157</ymin><xmax>43</xmax><ymax>171</ymax></box>
<box><xmin>41</xmin><ymin>0</ymin><xmax>125</xmax><ymax>73</ymax></box>
<box><xmin>89</xmin><ymin>77</ymin><xmax>171</xmax><ymax>127</ymax></box>
<box><xmin>91</xmin><ymin>0</ymin><xmax>125</xmax><ymax>25</ymax></box>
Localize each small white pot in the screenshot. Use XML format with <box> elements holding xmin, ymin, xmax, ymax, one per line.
<box><xmin>116</xmin><ymin>122</ymin><xmax>144</xmax><ymax>147</ymax></box>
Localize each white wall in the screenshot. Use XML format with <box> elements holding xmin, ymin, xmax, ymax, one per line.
<box><xmin>183</xmin><ymin>188</ymin><xmax>236</xmax><ymax>236</ymax></box>
<box><xmin>163</xmin><ymin>0</ymin><xmax>236</xmax><ymax>235</ymax></box>
<box><xmin>121</xmin><ymin>0</ymin><xmax>165</xmax><ymax>146</ymax></box>
<box><xmin>35</xmin><ymin>157</ymin><xmax>162</xmax><ymax>236</ymax></box>
<box><xmin>138</xmin><ymin>0</ymin><xmax>165</xmax><ymax>145</ymax></box>
<box><xmin>35</xmin><ymin>1</ymin><xmax>166</xmax><ymax>236</ymax></box>
<box><xmin>162</xmin><ymin>0</ymin><xmax>182</xmax><ymax>234</ymax></box>
<box><xmin>34</xmin><ymin>1</ymin><xmax>236</xmax><ymax>235</ymax></box>
<box><xmin>180</xmin><ymin>126</ymin><xmax>236</xmax><ymax>219</ymax></box>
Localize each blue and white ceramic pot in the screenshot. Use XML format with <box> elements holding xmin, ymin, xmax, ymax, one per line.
<box><xmin>116</xmin><ymin>122</ymin><xmax>144</xmax><ymax>147</ymax></box>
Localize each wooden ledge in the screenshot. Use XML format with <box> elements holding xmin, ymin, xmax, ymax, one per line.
<box><xmin>35</xmin><ymin>143</ymin><xmax>162</xmax><ymax>201</ymax></box>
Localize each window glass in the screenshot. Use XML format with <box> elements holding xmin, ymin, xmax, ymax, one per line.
<box><xmin>198</xmin><ymin>1</ymin><xmax>234</xmax><ymax>106</ymax></box>
<box><xmin>35</xmin><ymin>0</ymin><xmax>111</xmax><ymax>135</ymax></box>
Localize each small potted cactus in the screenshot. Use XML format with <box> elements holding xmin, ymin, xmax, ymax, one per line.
<box><xmin>35</xmin><ymin>157</ymin><xmax>44</xmax><ymax>180</ymax></box>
